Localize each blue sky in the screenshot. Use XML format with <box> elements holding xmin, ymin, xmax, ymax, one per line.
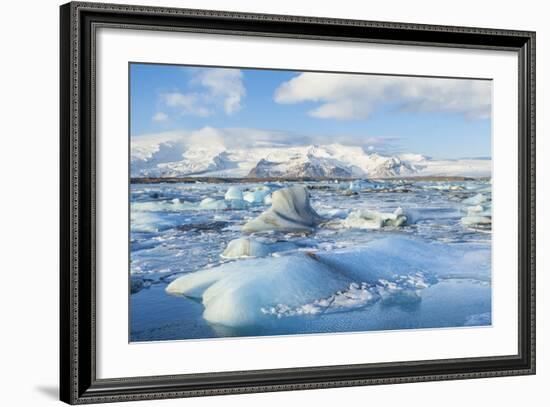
<box><xmin>130</xmin><ymin>63</ymin><xmax>492</xmax><ymax>159</ymax></box>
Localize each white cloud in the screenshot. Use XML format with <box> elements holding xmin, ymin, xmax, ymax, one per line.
<box><xmin>194</xmin><ymin>68</ymin><xmax>245</xmax><ymax>114</ymax></box>
<box><xmin>132</xmin><ymin>126</ymin><xmax>398</xmax><ymax>154</ymax></box>
<box><xmin>152</xmin><ymin>112</ymin><xmax>169</xmax><ymax>122</ymax></box>
<box><xmin>162</xmin><ymin>92</ymin><xmax>211</xmax><ymax>117</ymax></box>
<box><xmin>274</xmin><ymin>73</ymin><xmax>492</xmax><ymax>120</ymax></box>
<box><xmin>160</xmin><ymin>68</ymin><xmax>245</xmax><ymax>118</ymax></box>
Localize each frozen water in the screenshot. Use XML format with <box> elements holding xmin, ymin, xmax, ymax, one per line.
<box><xmin>130</xmin><ymin>179</ymin><xmax>492</xmax><ymax>340</ymax></box>
<box><xmin>166</xmin><ymin>237</ymin><xmax>490</xmax><ymax>328</ymax></box>
<box><xmin>167</xmin><ymin>253</ymin><xmax>349</xmax><ymax>326</ymax></box>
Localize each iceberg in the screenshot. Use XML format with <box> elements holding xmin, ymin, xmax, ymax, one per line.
<box><xmin>342</xmin><ymin>208</ymin><xmax>407</xmax><ymax>229</ymax></box>
<box><xmin>167</xmin><ymin>254</ymin><xmax>350</xmax><ymax>326</ymax></box>
<box><xmin>462</xmin><ymin>193</ymin><xmax>488</xmax><ymax>205</ymax></box>
<box><xmin>347</xmin><ymin>180</ymin><xmax>379</xmax><ymax>192</ymax></box>
<box><xmin>461</xmin><ymin>204</ymin><xmax>492</xmax><ymax>228</ymax></box>
<box><xmin>242</xmin><ymin>186</ymin><xmax>323</xmax><ymax>233</ymax></box>
<box><xmin>132</xmin><ymin>196</ymin><xmax>240</xmax><ymax>212</ymax></box>
<box><xmin>130</xmin><ymin>211</ymin><xmax>179</xmax><ymax>233</ymax></box>
<box><xmin>348</xmin><ymin>180</ymin><xmax>362</xmax><ymax>192</ymax></box>
<box><xmin>199</xmin><ymin>197</ymin><xmax>228</xmax><ymax>210</ymax></box>
<box><xmin>224</xmin><ymin>186</ymin><xmax>243</xmax><ymax>201</ymax></box>
<box><xmin>166</xmin><ymin>237</ymin><xmax>490</xmax><ymax>327</ymax></box>
<box><xmin>243</xmin><ymin>186</ymin><xmax>271</xmax><ymax>204</ymax></box>
<box><xmin>131</xmin><ymin>199</ymin><xmax>198</xmax><ymax>212</ymax></box>
<box><xmin>461</xmin><ymin>215</ymin><xmax>492</xmax><ymax>228</ymax></box>
<box><xmin>220</xmin><ymin>237</ymin><xmax>297</xmax><ymax>259</ymax></box>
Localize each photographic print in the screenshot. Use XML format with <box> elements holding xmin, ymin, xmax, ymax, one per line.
<box><xmin>129</xmin><ymin>63</ymin><xmax>492</xmax><ymax>342</ymax></box>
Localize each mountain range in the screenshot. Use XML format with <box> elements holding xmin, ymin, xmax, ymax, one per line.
<box><xmin>131</xmin><ymin>138</ymin><xmax>490</xmax><ymax>179</ymax></box>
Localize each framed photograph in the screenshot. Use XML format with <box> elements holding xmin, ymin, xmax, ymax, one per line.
<box><xmin>60</xmin><ymin>1</ymin><xmax>536</xmax><ymax>404</ymax></box>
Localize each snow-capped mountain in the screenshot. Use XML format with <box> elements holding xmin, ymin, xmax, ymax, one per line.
<box><xmin>247</xmin><ymin>146</ymin><xmax>417</xmax><ymax>178</ymax></box>
<box><xmin>131</xmin><ymin>137</ymin><xmax>490</xmax><ymax>178</ymax></box>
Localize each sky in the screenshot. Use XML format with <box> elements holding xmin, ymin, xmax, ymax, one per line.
<box><xmin>130</xmin><ymin>63</ymin><xmax>492</xmax><ymax>159</ymax></box>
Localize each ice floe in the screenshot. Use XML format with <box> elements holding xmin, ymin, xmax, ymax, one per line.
<box><xmin>199</xmin><ymin>197</ymin><xmax>228</xmax><ymax>210</ymax></box>
<box><xmin>224</xmin><ymin>186</ymin><xmax>243</xmax><ymax>201</ymax></box>
<box><xmin>166</xmin><ymin>237</ymin><xmax>490</xmax><ymax>327</ymax></box>
<box><xmin>462</xmin><ymin>193</ymin><xmax>488</xmax><ymax>205</ymax></box>
<box><xmin>340</xmin><ymin>208</ymin><xmax>407</xmax><ymax>229</ymax></box>
<box><xmin>243</xmin><ymin>186</ymin><xmax>271</xmax><ymax>204</ymax></box>
<box><xmin>130</xmin><ymin>211</ymin><xmax>179</xmax><ymax>233</ymax></box>
<box><xmin>166</xmin><ymin>253</ymin><xmax>349</xmax><ymax>326</ymax></box>
<box><xmin>242</xmin><ymin>186</ymin><xmax>323</xmax><ymax>233</ymax></box>
<box><xmin>461</xmin><ymin>202</ymin><xmax>492</xmax><ymax>229</ymax></box>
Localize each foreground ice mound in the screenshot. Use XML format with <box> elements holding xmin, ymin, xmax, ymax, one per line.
<box><xmin>242</xmin><ymin>186</ymin><xmax>323</xmax><ymax>233</ymax></box>
<box><xmin>221</xmin><ymin>237</ymin><xmax>297</xmax><ymax>259</ymax></box>
<box><xmin>166</xmin><ymin>237</ymin><xmax>490</xmax><ymax>327</ymax></box>
<box><xmin>166</xmin><ymin>254</ymin><xmax>349</xmax><ymax>326</ymax></box>
<box><xmin>342</xmin><ymin>208</ymin><xmax>407</xmax><ymax>229</ymax></box>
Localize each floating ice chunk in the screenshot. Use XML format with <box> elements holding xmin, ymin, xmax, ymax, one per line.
<box><xmin>133</xmin><ymin>197</ymin><xmax>236</xmax><ymax>212</ymax></box>
<box><xmin>224</xmin><ymin>186</ymin><xmax>243</xmax><ymax>201</ymax></box>
<box><xmin>263</xmin><ymin>194</ymin><xmax>272</xmax><ymax>205</ymax></box>
<box><xmin>220</xmin><ymin>237</ymin><xmax>298</xmax><ymax>259</ymax></box>
<box><xmin>349</xmin><ymin>180</ymin><xmax>362</xmax><ymax>192</ymax></box>
<box><xmin>345</xmin><ymin>180</ymin><xmax>379</xmax><ymax>192</ymax></box>
<box><xmin>132</xmin><ymin>199</ymin><xmax>197</xmax><ymax>212</ymax></box>
<box><xmin>167</xmin><ymin>254</ymin><xmax>350</xmax><ymax>326</ymax></box>
<box><xmin>131</xmin><ymin>201</ymin><xmax>165</xmax><ymax>212</ymax></box>
<box><xmin>166</xmin><ymin>267</ymin><xmax>229</xmax><ymax>298</ymax></box>
<box><xmin>226</xmin><ymin>199</ymin><xmax>247</xmax><ymax>210</ymax></box>
<box><xmin>242</xmin><ymin>186</ymin><xmax>323</xmax><ymax>233</ymax></box>
<box><xmin>243</xmin><ymin>186</ymin><xmax>271</xmax><ymax>204</ymax></box>
<box><xmin>342</xmin><ymin>208</ymin><xmax>407</xmax><ymax>229</ymax></box>
<box><xmin>199</xmin><ymin>197</ymin><xmax>228</xmax><ymax>210</ymax></box>
<box><xmin>130</xmin><ymin>211</ymin><xmax>177</xmax><ymax>232</ymax></box>
<box><xmin>461</xmin><ymin>215</ymin><xmax>492</xmax><ymax>227</ymax></box>
<box><xmin>167</xmin><ymin>237</ymin><xmax>490</xmax><ymax>327</ymax></box>
<box><xmin>462</xmin><ymin>193</ymin><xmax>488</xmax><ymax>205</ymax></box>
<box><xmin>464</xmin><ymin>204</ymin><xmax>491</xmax><ymax>217</ymax></box>
<box><xmin>316</xmin><ymin>237</ymin><xmax>489</xmax><ymax>282</ymax></box>
<box><xmin>461</xmin><ymin>204</ymin><xmax>491</xmax><ymax>228</ymax></box>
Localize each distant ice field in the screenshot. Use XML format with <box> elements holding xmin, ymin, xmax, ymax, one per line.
<box><xmin>129</xmin><ymin>179</ymin><xmax>492</xmax><ymax>341</ymax></box>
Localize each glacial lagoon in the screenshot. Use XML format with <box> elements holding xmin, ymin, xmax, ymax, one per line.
<box><xmin>129</xmin><ymin>179</ymin><xmax>491</xmax><ymax>342</ymax></box>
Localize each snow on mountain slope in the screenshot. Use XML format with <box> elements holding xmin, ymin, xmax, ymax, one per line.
<box><xmin>131</xmin><ymin>135</ymin><xmax>490</xmax><ymax>178</ymax></box>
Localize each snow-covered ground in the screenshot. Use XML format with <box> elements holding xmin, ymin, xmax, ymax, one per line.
<box><xmin>131</xmin><ymin>136</ymin><xmax>491</xmax><ymax>178</ymax></box>
<box><xmin>130</xmin><ymin>179</ymin><xmax>492</xmax><ymax>341</ymax></box>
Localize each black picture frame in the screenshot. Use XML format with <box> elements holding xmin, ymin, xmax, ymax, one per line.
<box><xmin>60</xmin><ymin>2</ymin><xmax>536</xmax><ymax>404</ymax></box>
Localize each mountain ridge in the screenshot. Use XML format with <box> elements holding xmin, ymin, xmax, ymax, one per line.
<box><xmin>131</xmin><ymin>140</ymin><xmax>490</xmax><ymax>178</ymax></box>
